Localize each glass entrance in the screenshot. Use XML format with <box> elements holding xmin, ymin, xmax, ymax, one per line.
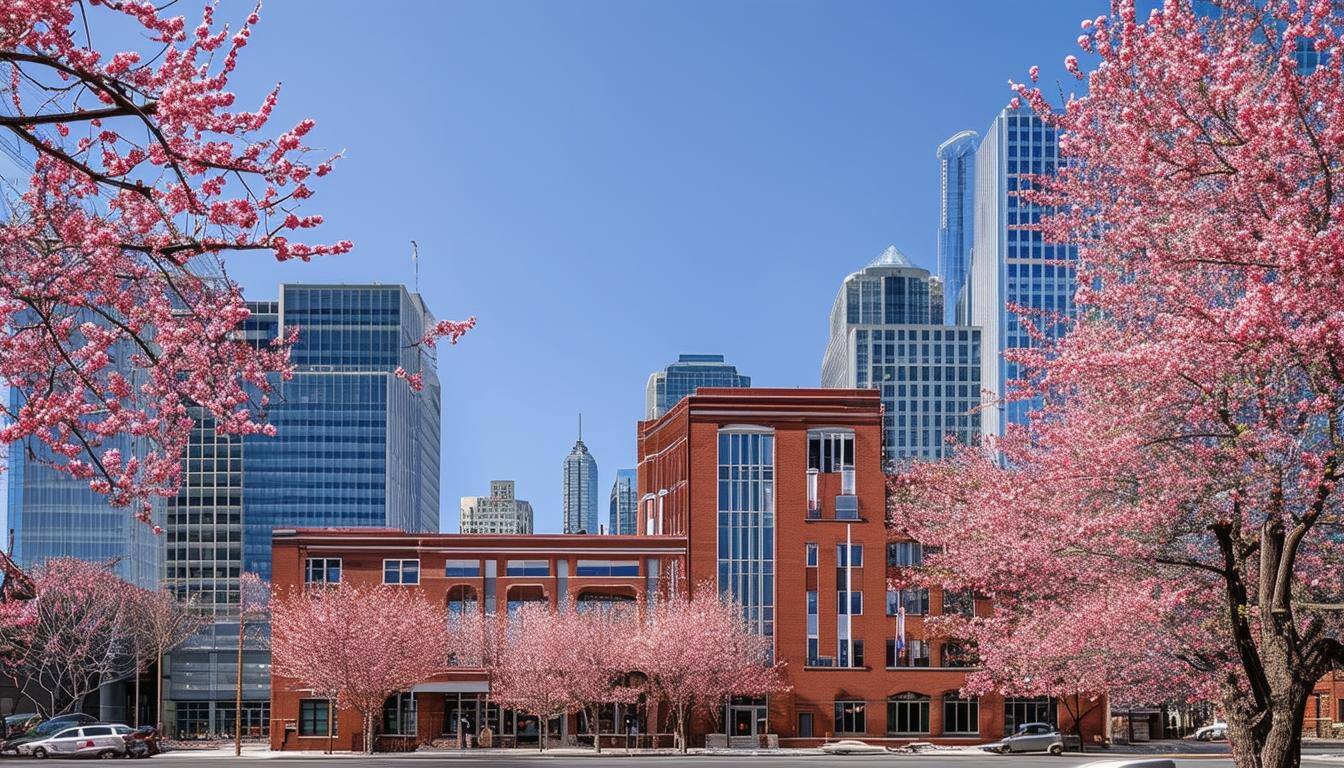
<box><xmin>727</xmin><ymin>696</ymin><xmax>768</xmax><ymax>737</ymax></box>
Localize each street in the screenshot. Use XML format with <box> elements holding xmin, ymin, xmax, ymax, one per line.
<box><xmin>8</xmin><ymin>750</ymin><xmax>1337</xmax><ymax>768</ymax></box>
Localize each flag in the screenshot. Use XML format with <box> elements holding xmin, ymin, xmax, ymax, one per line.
<box><xmin>896</xmin><ymin>603</ymin><xmax>907</xmax><ymax>655</ymax></box>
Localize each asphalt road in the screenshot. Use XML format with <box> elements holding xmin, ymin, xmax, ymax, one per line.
<box><xmin>5</xmin><ymin>758</ymin><xmax>1333</xmax><ymax>768</ymax></box>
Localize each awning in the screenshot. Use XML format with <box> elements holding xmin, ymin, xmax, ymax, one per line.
<box><xmin>410</xmin><ymin>681</ymin><xmax>490</xmax><ymax>693</ymax></box>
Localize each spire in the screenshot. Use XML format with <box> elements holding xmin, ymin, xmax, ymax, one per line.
<box><xmin>578</xmin><ymin>412</ymin><xmax>582</xmax><ymax>442</ymax></box>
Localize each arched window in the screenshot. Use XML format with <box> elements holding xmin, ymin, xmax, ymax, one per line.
<box><xmin>447</xmin><ymin>585</ymin><xmax>478</xmax><ymax>615</ymax></box>
<box><xmin>886</xmin><ymin>692</ymin><xmax>931</xmax><ymax>735</ymax></box>
<box><xmin>942</xmin><ymin>691</ymin><xmax>979</xmax><ymax>735</ymax></box>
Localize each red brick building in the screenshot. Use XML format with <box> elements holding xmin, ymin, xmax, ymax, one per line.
<box><xmin>267</xmin><ymin>388</ymin><xmax>1106</xmax><ymax>750</ymax></box>
<box><xmin>268</xmin><ymin>530</ymin><xmax>685</xmax><ymax>751</ymax></box>
<box><xmin>1308</xmin><ymin>670</ymin><xmax>1344</xmax><ymax>737</ymax></box>
<box><xmin>636</xmin><ymin>387</ymin><xmax>1106</xmax><ymax>746</ymax></box>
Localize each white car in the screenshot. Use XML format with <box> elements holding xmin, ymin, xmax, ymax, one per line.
<box><xmin>820</xmin><ymin>739</ymin><xmax>890</xmax><ymax>755</ymax></box>
<box><xmin>1076</xmin><ymin>761</ymin><xmax>1176</xmax><ymax>768</ymax></box>
<box><xmin>1194</xmin><ymin>723</ymin><xmax>1228</xmax><ymax>741</ymax></box>
<box><xmin>18</xmin><ymin>723</ymin><xmax>133</xmax><ymax>759</ymax></box>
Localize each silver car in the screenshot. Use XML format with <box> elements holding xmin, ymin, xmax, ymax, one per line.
<box><xmin>987</xmin><ymin>722</ymin><xmax>1065</xmax><ymax>755</ymax></box>
<box><xmin>19</xmin><ymin>723</ymin><xmax>133</xmax><ymax>759</ymax></box>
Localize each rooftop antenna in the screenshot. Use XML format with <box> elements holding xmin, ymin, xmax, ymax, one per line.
<box><xmin>578</xmin><ymin>412</ymin><xmax>582</xmax><ymax>442</ymax></box>
<box><xmin>410</xmin><ymin>240</ymin><xmax>419</xmax><ymax>294</ymax></box>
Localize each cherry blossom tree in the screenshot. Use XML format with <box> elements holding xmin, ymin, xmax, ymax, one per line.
<box><xmin>567</xmin><ymin>606</ymin><xmax>642</xmax><ymax>753</ymax></box>
<box><xmin>233</xmin><ymin>573</ymin><xmax>269</xmax><ymax>755</ymax></box>
<box><xmin>126</xmin><ymin>587</ymin><xmax>205</xmax><ymax>729</ymax></box>
<box><xmin>890</xmin><ymin>2</ymin><xmax>1344</xmax><ymax>767</ymax></box>
<box><xmin>486</xmin><ymin>603</ymin><xmax>585</xmax><ymax>752</ymax></box>
<box><xmin>634</xmin><ymin>586</ymin><xmax>785</xmax><ymax>752</ymax></box>
<box><xmin>0</xmin><ymin>558</ymin><xmax>137</xmax><ymax>717</ymax></box>
<box><xmin>0</xmin><ymin>2</ymin><xmax>472</xmax><ymax>523</ymax></box>
<box><xmin>271</xmin><ymin>582</ymin><xmax>449</xmax><ymax>753</ymax></box>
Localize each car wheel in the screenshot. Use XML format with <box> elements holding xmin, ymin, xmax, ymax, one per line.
<box><xmin>98</xmin><ymin>750</ymin><xmax>119</xmax><ymax>759</ymax></box>
<box><xmin>1048</xmin><ymin>744</ymin><xmax>1063</xmax><ymax>756</ymax></box>
<box><xmin>32</xmin><ymin>747</ymin><xmax>47</xmax><ymax>759</ymax></box>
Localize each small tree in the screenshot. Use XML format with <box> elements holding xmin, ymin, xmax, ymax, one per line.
<box><xmin>487</xmin><ymin>603</ymin><xmax>584</xmax><ymax>752</ymax></box>
<box><xmin>634</xmin><ymin>586</ymin><xmax>785</xmax><ymax>753</ymax></box>
<box><xmin>564</xmin><ymin>606</ymin><xmax>642</xmax><ymax>753</ymax></box>
<box><xmin>0</xmin><ymin>558</ymin><xmax>137</xmax><ymax>717</ymax></box>
<box><xmin>234</xmin><ymin>575</ymin><xmax>270</xmax><ymax>755</ymax></box>
<box><xmin>126</xmin><ymin>588</ymin><xmax>205</xmax><ymax>730</ymax></box>
<box><xmin>271</xmin><ymin>582</ymin><xmax>448</xmax><ymax>753</ymax></box>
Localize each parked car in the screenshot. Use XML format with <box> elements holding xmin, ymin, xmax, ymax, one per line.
<box><xmin>2</xmin><ymin>713</ymin><xmax>98</xmax><ymax>754</ymax></box>
<box><xmin>1194</xmin><ymin>723</ymin><xmax>1228</xmax><ymax>741</ymax></box>
<box><xmin>123</xmin><ymin>725</ymin><xmax>161</xmax><ymax>758</ymax></box>
<box><xmin>18</xmin><ymin>723</ymin><xmax>134</xmax><ymax>759</ymax></box>
<box><xmin>1076</xmin><ymin>761</ymin><xmax>1176</xmax><ymax>768</ymax></box>
<box><xmin>2</xmin><ymin>714</ymin><xmax>38</xmax><ymax>739</ymax></box>
<box><xmin>984</xmin><ymin>722</ymin><xmax>1065</xmax><ymax>755</ymax></box>
<box><xmin>820</xmin><ymin>739</ymin><xmax>891</xmax><ymax>755</ymax></box>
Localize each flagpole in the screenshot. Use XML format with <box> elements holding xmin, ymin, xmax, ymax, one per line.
<box><xmin>845</xmin><ymin>523</ymin><xmax>853</xmax><ymax>667</ymax></box>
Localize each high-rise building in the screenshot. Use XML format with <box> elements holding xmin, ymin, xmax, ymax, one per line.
<box><xmin>562</xmin><ymin>418</ymin><xmax>599</xmax><ymax>534</ymax></box>
<box><xmin>970</xmin><ymin>106</ymin><xmax>1077</xmax><ymax>438</ymax></box>
<box><xmin>460</xmin><ymin>480</ymin><xmax>534</xmax><ymax>535</ymax></box>
<box><xmin>163</xmin><ymin>282</ymin><xmax>443</xmax><ymax>738</ymax></box>
<box><xmin>644</xmin><ymin>354</ymin><xmax>750</xmax><ymax>419</ymax></box>
<box><xmin>608</xmin><ymin>469</ymin><xmax>637</xmax><ymax>536</ymax></box>
<box><xmin>821</xmin><ymin>246</ymin><xmax>981</xmax><ymax>464</ymax></box>
<box><xmin>937</xmin><ymin>130</ymin><xmax>978</xmax><ymax>325</ymax></box>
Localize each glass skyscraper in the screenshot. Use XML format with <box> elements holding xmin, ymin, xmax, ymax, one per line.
<box><xmin>562</xmin><ymin>431</ymin><xmax>599</xmax><ymax>535</ymax></box>
<box><xmin>821</xmin><ymin>246</ymin><xmax>981</xmax><ymax>464</ymax></box>
<box><xmin>608</xmin><ymin>469</ymin><xmax>637</xmax><ymax>536</ymax></box>
<box><xmin>970</xmin><ymin>106</ymin><xmax>1078</xmax><ymax>438</ymax></box>
<box><xmin>164</xmin><ymin>283</ymin><xmax>442</xmax><ymax>738</ymax></box>
<box><xmin>644</xmin><ymin>354</ymin><xmax>750</xmax><ymax>419</ymax></box>
<box><xmin>937</xmin><ymin>130</ymin><xmax>978</xmax><ymax>325</ymax></box>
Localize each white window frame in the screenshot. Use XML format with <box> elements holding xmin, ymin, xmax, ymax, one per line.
<box><xmin>383</xmin><ymin>558</ymin><xmax>420</xmax><ymax>585</ymax></box>
<box><xmin>304</xmin><ymin>557</ymin><xmax>341</xmax><ymax>585</ymax></box>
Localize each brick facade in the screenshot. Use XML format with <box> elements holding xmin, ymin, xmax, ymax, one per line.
<box><xmin>268</xmin><ymin>388</ymin><xmax>1107</xmax><ymax>751</ymax></box>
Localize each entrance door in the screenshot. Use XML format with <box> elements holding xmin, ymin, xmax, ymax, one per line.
<box><xmin>731</xmin><ymin>708</ymin><xmax>756</xmax><ymax>738</ymax></box>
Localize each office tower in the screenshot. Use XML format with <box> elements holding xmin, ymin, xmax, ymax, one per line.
<box><xmin>644</xmin><ymin>354</ymin><xmax>751</xmax><ymax>419</ymax></box>
<box><xmin>164</xmin><ymin>283</ymin><xmax>443</xmax><ymax>738</ymax></box>
<box><xmin>608</xmin><ymin>469</ymin><xmax>637</xmax><ymax>536</ymax></box>
<box><xmin>821</xmin><ymin>246</ymin><xmax>981</xmax><ymax>463</ymax></box>
<box><xmin>460</xmin><ymin>480</ymin><xmax>535</xmax><ymax>535</ymax></box>
<box><xmin>970</xmin><ymin>106</ymin><xmax>1077</xmax><ymax>439</ymax></box>
<box><xmin>562</xmin><ymin>418</ymin><xmax>599</xmax><ymax>534</ymax></box>
<box><xmin>937</xmin><ymin>130</ymin><xmax>978</xmax><ymax>325</ymax></box>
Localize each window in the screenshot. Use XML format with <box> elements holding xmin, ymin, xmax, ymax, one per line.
<box><xmin>809</xmin><ymin>430</ymin><xmax>855</xmax><ymax>473</ymax></box>
<box><xmin>445</xmin><ymin>559</ymin><xmax>481</xmax><ymax>578</ymax></box>
<box><xmin>942</xmin><ymin>589</ymin><xmax>975</xmax><ymax>617</ymax></box>
<box><xmin>887</xmin><ymin>541</ymin><xmax>923</xmax><ymax>567</ymax></box>
<box><xmin>798</xmin><ymin>712</ymin><xmax>814</xmax><ymax>738</ymax></box>
<box><xmin>299</xmin><ymin>700</ymin><xmax>336</xmax><ymax>736</ymax></box>
<box><xmin>887</xmin><ymin>588</ymin><xmax>929</xmax><ymax>615</ymax></box>
<box><xmin>943</xmin><ymin>693</ymin><xmax>979</xmax><ymax>735</ymax></box>
<box><xmin>836</xmin><ymin>591</ymin><xmax>863</xmax><ymax>615</ymax></box>
<box><xmin>304</xmin><ymin>558</ymin><xmax>341</xmax><ymax>585</ymax></box>
<box><xmin>383</xmin><ymin>559</ymin><xmax>420</xmax><ymax>585</ymax></box>
<box><xmin>507</xmin><ymin>559</ymin><xmax>549</xmax><ymax>577</ymax></box>
<box><xmin>942</xmin><ymin>641</ymin><xmax>976</xmax><ymax>668</ymax></box>
<box><xmin>889</xmin><ymin>639</ymin><xmax>930</xmax><ymax>668</ymax></box>
<box><xmin>853</xmin><ymin>639</ymin><xmax>864</xmax><ymax>667</ymax></box>
<box><xmin>835</xmin><ymin>495</ymin><xmax>859</xmax><ymax>520</ymax></box>
<box><xmin>383</xmin><ymin>692</ymin><xmax>417</xmax><ymax>736</ymax></box>
<box><xmin>836</xmin><ymin>544</ymin><xmax>863</xmax><ymax>568</ymax></box>
<box><xmin>887</xmin><ymin>693</ymin><xmax>931</xmax><ymax>735</ymax></box>
<box><xmin>1004</xmin><ymin>697</ymin><xmax>1057</xmax><ymax>736</ymax></box>
<box><xmin>805</xmin><ymin>542</ymin><xmax>818</xmax><ymax>567</ymax></box>
<box><xmin>82</xmin><ymin>726</ymin><xmax>112</xmax><ymax>737</ymax></box>
<box><xmin>575</xmin><ymin>560</ymin><xmax>639</xmax><ymax>577</ymax></box>
<box><xmin>833</xmin><ymin>701</ymin><xmax>866</xmax><ymax>734</ymax></box>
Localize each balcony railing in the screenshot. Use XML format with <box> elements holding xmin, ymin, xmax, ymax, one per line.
<box><xmin>835</xmin><ymin>494</ymin><xmax>859</xmax><ymax>520</ymax></box>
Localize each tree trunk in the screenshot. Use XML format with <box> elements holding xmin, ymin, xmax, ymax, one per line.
<box><xmin>363</xmin><ymin>710</ymin><xmax>374</xmax><ymax>754</ymax></box>
<box><xmin>132</xmin><ymin>651</ymin><xmax>140</xmax><ymax>729</ymax></box>
<box><xmin>590</xmin><ymin>704</ymin><xmax>602</xmax><ymax>753</ymax></box>
<box><xmin>155</xmin><ymin>653</ymin><xmax>163</xmax><ymax>736</ymax></box>
<box><xmin>539</xmin><ymin>715</ymin><xmax>547</xmax><ymax>752</ymax></box>
<box><xmin>1225</xmin><ymin>681</ymin><xmax>1310</xmax><ymax>768</ymax></box>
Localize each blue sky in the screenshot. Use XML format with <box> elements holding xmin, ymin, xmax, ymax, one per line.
<box><xmin>195</xmin><ymin>1</ymin><xmax>1099</xmax><ymax>532</ymax></box>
